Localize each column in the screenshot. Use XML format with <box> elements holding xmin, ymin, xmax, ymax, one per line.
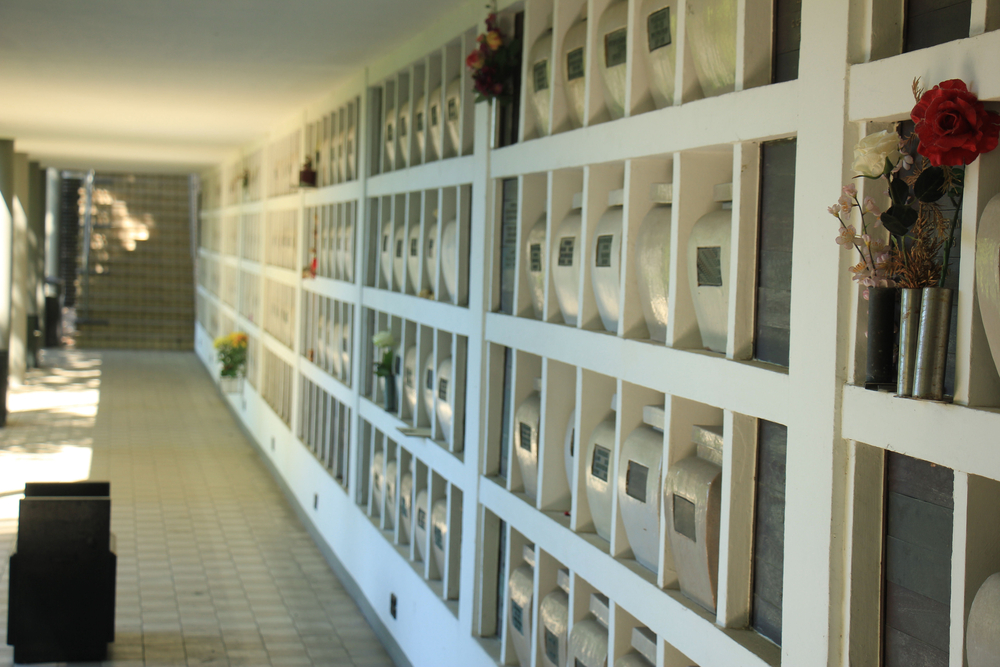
<box><xmin>9</xmin><ymin>152</ymin><xmax>29</xmax><ymax>385</ymax></box>
<box><xmin>0</xmin><ymin>139</ymin><xmax>13</xmax><ymax>425</ymax></box>
<box><xmin>27</xmin><ymin>161</ymin><xmax>44</xmax><ymax>366</ymax></box>
<box><xmin>44</xmin><ymin>167</ymin><xmax>61</xmax><ymax>347</ymax></box>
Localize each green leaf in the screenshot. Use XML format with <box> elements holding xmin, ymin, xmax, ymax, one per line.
<box><xmin>882</xmin><ymin>157</ymin><xmax>894</xmax><ymax>177</ymax></box>
<box><xmin>881</xmin><ymin>206</ymin><xmax>918</xmax><ymax>235</ymax></box>
<box><xmin>889</xmin><ymin>174</ymin><xmax>910</xmax><ymax>206</ymax></box>
<box><xmin>914</xmin><ymin>166</ymin><xmax>947</xmax><ymax>203</ymax></box>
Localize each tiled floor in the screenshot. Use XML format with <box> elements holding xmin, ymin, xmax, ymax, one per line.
<box><xmin>0</xmin><ymin>350</ymin><xmax>394</xmax><ymax>667</ymax></box>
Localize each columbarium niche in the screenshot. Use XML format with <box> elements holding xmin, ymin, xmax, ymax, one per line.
<box><xmin>393</xmin><ymin>224</ymin><xmax>406</xmax><ymax>290</ymax></box>
<box><xmin>399</xmin><ymin>471</ymin><xmax>413</xmax><ymax>542</ymax></box>
<box><xmin>686</xmin><ymin>0</ymin><xmax>737</xmax><ymax>98</ymax></box>
<box><xmin>407</xmin><ymin>223</ymin><xmax>422</xmax><ymax>290</ymax></box>
<box><xmin>597</xmin><ymin>0</ymin><xmax>628</xmax><ymax>120</ymax></box>
<box><xmin>428</xmin><ymin>86</ymin><xmax>443</xmax><ymax>158</ymax></box>
<box><xmin>398</xmin><ymin>102</ymin><xmax>410</xmax><ymax>165</ymax></box>
<box><xmin>585</xmin><ymin>395</ymin><xmax>617</xmax><ymax>542</ymax></box>
<box><xmin>968</xmin><ymin>573</ymin><xmax>1000</xmax><ymax>667</ymax></box>
<box><xmin>617</xmin><ymin>405</ymin><xmax>664</xmax><ymax>573</ymax></box>
<box><xmin>568</xmin><ymin>592</ymin><xmax>610</xmax><ymax>667</ymax></box>
<box><xmin>424</xmin><ymin>217</ymin><xmax>438</xmax><ymax>288</ymax></box>
<box><xmin>563</xmin><ymin>19</ymin><xmax>588</xmax><ymax>129</ymax></box>
<box><xmin>636</xmin><ymin>184</ymin><xmax>672</xmax><ymax>342</ymax></box>
<box><xmin>436</xmin><ymin>357</ymin><xmax>455</xmax><ymax>445</ymax></box>
<box><xmin>664</xmin><ymin>423</ymin><xmax>723</xmax><ymax>613</ymax></box>
<box><xmin>508</xmin><ymin>544</ymin><xmax>536</xmax><ymax>667</ymax></box>
<box><xmin>414</xmin><ymin>488</ymin><xmax>429</xmax><ymax>561</ymax></box>
<box><xmin>592</xmin><ymin>189</ymin><xmax>624</xmax><ymax>333</ymax></box>
<box><xmin>380</xmin><ymin>224</ymin><xmax>396</xmax><ymax>287</ymax></box>
<box><xmin>686</xmin><ymin>183</ymin><xmax>732</xmax><ymax>353</ymax></box>
<box><xmin>440</xmin><ymin>217</ymin><xmax>458</xmax><ymax>302</ymax></box>
<box><xmin>445</xmin><ymin>78</ymin><xmax>462</xmax><ymax>154</ymax></box>
<box><xmin>524</xmin><ymin>214</ymin><xmax>547</xmax><ymax>320</ymax></box>
<box><xmin>414</xmin><ymin>95</ymin><xmax>427</xmax><ymax>157</ymax></box>
<box><xmin>422</xmin><ymin>353</ymin><xmax>436</xmax><ymax>421</ymax></box>
<box><xmin>614</xmin><ymin>627</ymin><xmax>657</xmax><ymax>667</ymax></box>
<box><xmin>430</xmin><ymin>497</ymin><xmax>449</xmax><ymax>574</ymax></box>
<box><xmin>564</xmin><ymin>410</ymin><xmax>576</xmax><ymax>490</ymax></box>
<box><xmin>384</xmin><ymin>104</ymin><xmax>396</xmax><ymax>167</ymax></box>
<box><xmin>514</xmin><ymin>378</ymin><xmax>542</xmax><ymax>502</ymax></box>
<box><xmin>552</xmin><ymin>193</ymin><xmax>584</xmax><ymax>326</ymax></box>
<box><xmin>529</xmin><ymin>30</ymin><xmax>554</xmax><ymax>136</ymax></box>
<box><xmin>539</xmin><ymin>568</ymin><xmax>571</xmax><ymax>667</ymax></box>
<box><xmin>371</xmin><ymin>451</ymin><xmax>385</xmax><ymax>516</ymax></box>
<box><xmin>641</xmin><ymin>0</ymin><xmax>678</xmax><ymax>109</ymax></box>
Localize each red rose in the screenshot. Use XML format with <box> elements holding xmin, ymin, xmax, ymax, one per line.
<box><xmin>911</xmin><ymin>79</ymin><xmax>1000</xmax><ymax>166</ymax></box>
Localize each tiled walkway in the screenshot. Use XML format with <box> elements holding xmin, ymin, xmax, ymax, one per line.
<box><xmin>0</xmin><ymin>350</ymin><xmax>394</xmax><ymax>667</ymax></box>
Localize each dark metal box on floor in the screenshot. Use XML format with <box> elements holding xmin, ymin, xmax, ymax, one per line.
<box><xmin>6</xmin><ymin>481</ymin><xmax>116</xmax><ymax>664</ymax></box>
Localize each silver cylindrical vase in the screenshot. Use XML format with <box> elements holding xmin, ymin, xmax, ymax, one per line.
<box><xmin>912</xmin><ymin>287</ymin><xmax>954</xmax><ymax>400</ymax></box>
<box><xmin>897</xmin><ymin>288</ymin><xmax>922</xmax><ymax>397</ymax></box>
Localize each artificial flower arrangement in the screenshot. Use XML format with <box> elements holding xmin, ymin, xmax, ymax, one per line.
<box><xmin>831</xmin><ymin>79</ymin><xmax>1000</xmax><ymax>296</ymax></box>
<box><xmin>465</xmin><ymin>3</ymin><xmax>521</xmax><ymax>103</ymax></box>
<box><xmin>372</xmin><ymin>330</ymin><xmax>396</xmax><ymax>379</ymax></box>
<box><xmin>214</xmin><ymin>332</ymin><xmax>248</xmax><ymax>378</ymax></box>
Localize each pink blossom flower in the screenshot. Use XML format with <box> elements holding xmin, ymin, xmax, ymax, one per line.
<box><xmin>836</xmin><ymin>225</ymin><xmax>857</xmax><ymax>248</ymax></box>
<box><xmin>864</xmin><ymin>196</ymin><xmax>881</xmax><ymax>217</ymax></box>
<box><xmin>843</xmin><ymin>183</ymin><xmax>858</xmax><ymax>197</ymax></box>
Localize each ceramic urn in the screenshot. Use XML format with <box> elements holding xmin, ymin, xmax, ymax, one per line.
<box><xmin>398</xmin><ymin>102</ymin><xmax>410</xmax><ymax>165</ymax></box>
<box><xmin>640</xmin><ymin>0</ymin><xmax>678</xmax><ymax>109</ymax></box>
<box><xmin>371</xmin><ymin>451</ymin><xmax>385</xmax><ymax>517</ymax></box>
<box><xmin>392</xmin><ymin>224</ymin><xmax>406</xmax><ymax>291</ymax></box>
<box><xmin>422</xmin><ymin>353</ymin><xmax>436</xmax><ymax>423</ymax></box>
<box><xmin>568</xmin><ymin>593</ymin><xmax>610</xmax><ymax>667</ymax></box>
<box><xmin>414</xmin><ymin>488</ymin><xmax>429</xmax><ymax>561</ymax></box>
<box><xmin>967</xmin><ymin>572</ymin><xmax>1000</xmax><ymax>667</ymax></box>
<box><xmin>508</xmin><ymin>544</ymin><xmax>536</xmax><ymax>667</ymax></box>
<box><xmin>440</xmin><ymin>218</ymin><xmax>459</xmax><ymax>303</ymax></box>
<box><xmin>636</xmin><ymin>184</ymin><xmax>672</xmax><ymax>342</ymax></box>
<box><xmin>379</xmin><ymin>224</ymin><xmax>396</xmax><ymax>288</ymax></box>
<box><xmin>562</xmin><ymin>18</ymin><xmax>588</xmax><ymax>129</ymax></box>
<box><xmin>435</xmin><ymin>356</ymin><xmax>454</xmax><ymax>446</ymax></box>
<box><xmin>686</xmin><ymin>0</ymin><xmax>737</xmax><ymax>98</ymax></box>
<box><xmin>384</xmin><ymin>459</ymin><xmax>397</xmax><ymax>528</ymax></box>
<box><xmin>613</xmin><ymin>627</ymin><xmax>657</xmax><ymax>667</ymax></box>
<box><xmin>591</xmin><ymin>189</ymin><xmax>624</xmax><ymax>333</ymax></box>
<box><xmin>514</xmin><ymin>378</ymin><xmax>542</xmax><ymax>502</ymax></box>
<box><xmin>384</xmin><ymin>104</ymin><xmax>396</xmax><ymax>168</ymax></box>
<box><xmin>664</xmin><ymin>423</ymin><xmax>723</xmax><ymax>613</ymax></box>
<box><xmin>428</xmin><ymin>85</ymin><xmax>443</xmax><ymax>160</ymax></box>
<box><xmin>617</xmin><ymin>405</ymin><xmax>665</xmax><ymax>573</ymax></box>
<box><xmin>424</xmin><ymin>219</ymin><xmax>438</xmax><ymax>289</ymax></box>
<box><xmin>341</xmin><ymin>206</ymin><xmax>354</xmax><ymax>282</ymax></box>
<box><xmin>430</xmin><ymin>497</ymin><xmax>449</xmax><ymax>574</ymax></box>
<box><xmin>551</xmin><ymin>193</ymin><xmax>584</xmax><ymax>325</ymax></box>
<box><xmin>414</xmin><ymin>94</ymin><xmax>427</xmax><ymax>159</ymax></box>
<box><xmin>529</xmin><ymin>30</ymin><xmax>554</xmax><ymax>136</ymax></box>
<box><xmin>407</xmin><ymin>223</ymin><xmax>423</xmax><ymax>291</ymax></box>
<box><xmin>445</xmin><ymin>77</ymin><xmax>462</xmax><ymax>155</ymax></box>
<box><xmin>403</xmin><ymin>345</ymin><xmax>418</xmax><ymax>416</ymax></box>
<box><xmin>585</xmin><ymin>395</ymin><xmax>617</xmax><ymax>542</ymax></box>
<box><xmin>539</xmin><ymin>568</ymin><xmax>571</xmax><ymax>667</ymax></box>
<box><xmin>686</xmin><ymin>183</ymin><xmax>732</xmax><ymax>353</ymax></box>
<box><xmin>399</xmin><ymin>471</ymin><xmax>413</xmax><ymax>543</ymax></box>
<box><xmin>597</xmin><ymin>0</ymin><xmax>628</xmax><ymax>120</ymax></box>
<box><xmin>524</xmin><ymin>214</ymin><xmax>547</xmax><ymax>319</ymax></box>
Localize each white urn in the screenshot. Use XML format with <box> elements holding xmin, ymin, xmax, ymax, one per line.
<box><xmin>414</xmin><ymin>94</ymin><xmax>427</xmax><ymax>159</ymax></box>
<box><xmin>424</xmin><ymin>219</ymin><xmax>438</xmax><ymax>289</ymax></box>
<box><xmin>341</xmin><ymin>206</ymin><xmax>354</xmax><ymax>282</ymax></box>
<box><xmin>445</xmin><ymin>77</ymin><xmax>462</xmax><ymax>155</ymax></box>
<box><xmin>597</xmin><ymin>0</ymin><xmax>629</xmax><ymax>120</ymax></box>
<box><xmin>539</xmin><ymin>569</ymin><xmax>570</xmax><ymax>667</ymax></box>
<box><xmin>399</xmin><ymin>471</ymin><xmax>413</xmax><ymax>542</ymax></box>
<box><xmin>398</xmin><ymin>103</ymin><xmax>410</xmax><ymax>165</ymax></box>
<box><xmin>967</xmin><ymin>572</ymin><xmax>1000</xmax><ymax>667</ymax></box>
<box><xmin>440</xmin><ymin>218</ymin><xmax>458</xmax><ymax>303</ymax></box>
<box><xmin>613</xmin><ymin>627</ymin><xmax>657</xmax><ymax>667</ymax></box>
<box><xmin>640</xmin><ymin>0</ymin><xmax>678</xmax><ymax>109</ymax></box>
<box><xmin>384</xmin><ymin>459</ymin><xmax>397</xmax><ymax>528</ymax></box>
<box><xmin>422</xmin><ymin>352</ymin><xmax>436</xmax><ymax>423</ymax></box>
<box><xmin>379</xmin><ymin>224</ymin><xmax>396</xmax><ymax>288</ymax></box>
<box><xmin>591</xmin><ymin>189</ymin><xmax>624</xmax><ymax>333</ymax></box>
<box><xmin>686</xmin><ymin>183</ymin><xmax>732</xmax><ymax>353</ymax></box>
<box><xmin>562</xmin><ymin>19</ymin><xmax>588</xmax><ymax>129</ymax></box>
<box><xmin>551</xmin><ymin>194</ymin><xmax>584</xmax><ymax>325</ymax></box>
<box><xmin>403</xmin><ymin>345</ymin><xmax>418</xmax><ymax>416</ymax></box>
<box><xmin>407</xmin><ymin>222</ymin><xmax>422</xmax><ymax>291</ymax></box>
<box><xmin>384</xmin><ymin>104</ymin><xmax>396</xmax><ymax>168</ymax></box>
<box><xmin>435</xmin><ymin>357</ymin><xmax>454</xmax><ymax>445</ymax></box>
<box><xmin>392</xmin><ymin>224</ymin><xmax>406</xmax><ymax>290</ymax></box>
<box><xmin>371</xmin><ymin>451</ymin><xmax>385</xmax><ymax>517</ymax></box>
<box><xmin>635</xmin><ymin>184</ymin><xmax>672</xmax><ymax>342</ymax></box>
<box><xmin>529</xmin><ymin>30</ymin><xmax>554</xmax><ymax>136</ymax></box>
<box><xmin>414</xmin><ymin>488</ymin><xmax>429</xmax><ymax>561</ymax></box>
<box><xmin>524</xmin><ymin>214</ymin><xmax>547</xmax><ymax>319</ymax></box>
<box><xmin>617</xmin><ymin>405</ymin><xmax>664</xmax><ymax>573</ymax></box>
<box><xmin>686</xmin><ymin>0</ymin><xmax>737</xmax><ymax>98</ymax></box>
<box><xmin>428</xmin><ymin>85</ymin><xmax>443</xmax><ymax>161</ymax></box>
<box><xmin>568</xmin><ymin>593</ymin><xmax>610</xmax><ymax>667</ymax></box>
<box><xmin>514</xmin><ymin>379</ymin><xmax>542</xmax><ymax>502</ymax></box>
<box><xmin>584</xmin><ymin>394</ymin><xmax>617</xmax><ymax>542</ymax></box>
<box><xmin>508</xmin><ymin>545</ymin><xmax>535</xmax><ymax>667</ymax></box>
<box><xmin>430</xmin><ymin>497</ymin><xmax>449</xmax><ymax>575</ymax></box>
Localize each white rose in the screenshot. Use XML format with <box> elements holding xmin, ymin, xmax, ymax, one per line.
<box><xmin>853</xmin><ymin>130</ymin><xmax>899</xmax><ymax>178</ymax></box>
<box><xmin>372</xmin><ymin>330</ymin><xmax>395</xmax><ymax>348</ymax></box>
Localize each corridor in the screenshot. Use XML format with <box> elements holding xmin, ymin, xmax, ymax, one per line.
<box><xmin>0</xmin><ymin>350</ymin><xmax>394</xmax><ymax>667</ymax></box>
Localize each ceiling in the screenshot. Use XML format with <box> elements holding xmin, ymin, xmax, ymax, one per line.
<box><xmin>0</xmin><ymin>0</ymin><xmax>468</xmax><ymax>173</ymax></box>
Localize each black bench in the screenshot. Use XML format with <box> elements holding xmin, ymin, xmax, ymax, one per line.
<box><xmin>7</xmin><ymin>481</ymin><xmax>116</xmax><ymax>663</ymax></box>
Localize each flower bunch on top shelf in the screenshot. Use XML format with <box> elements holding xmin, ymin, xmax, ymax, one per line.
<box><xmin>829</xmin><ymin>78</ymin><xmax>1000</xmax><ymax>295</ymax></box>
<box><xmin>372</xmin><ymin>330</ymin><xmax>396</xmax><ymax>378</ymax></box>
<box><xmin>466</xmin><ymin>3</ymin><xmax>521</xmax><ymax>103</ymax></box>
<box><xmin>214</xmin><ymin>332</ymin><xmax>248</xmax><ymax>378</ymax></box>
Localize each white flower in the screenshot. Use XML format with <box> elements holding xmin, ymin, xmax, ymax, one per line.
<box><xmin>863</xmin><ymin>196</ymin><xmax>881</xmax><ymax>217</ymax></box>
<box><xmin>853</xmin><ymin>130</ymin><xmax>900</xmax><ymax>178</ymax></box>
<box><xmin>843</xmin><ymin>183</ymin><xmax>857</xmax><ymax>198</ymax></box>
<box><xmin>372</xmin><ymin>330</ymin><xmax>395</xmax><ymax>348</ymax></box>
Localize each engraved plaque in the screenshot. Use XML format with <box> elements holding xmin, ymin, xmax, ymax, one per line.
<box><xmin>530</xmin><ymin>243</ymin><xmax>542</xmax><ymax>272</ymax></box>
<box><xmin>448</xmin><ymin>98</ymin><xmax>458</xmax><ymax>121</ymax></box>
<box><xmin>394</xmin><ymin>356</ymin><xmax>402</xmax><ymax>374</ymax></box>
<box><xmin>382</xmin><ymin>235</ymin><xmax>388</xmax><ymax>251</ymax></box>
<box><xmin>696</xmin><ymin>246</ymin><xmax>723</xmax><ymax>286</ymax></box>
<box><xmin>431</xmin><ymin>105</ymin><xmax>439</xmax><ymax>126</ymax></box>
<box><xmin>386</xmin><ymin>122</ymin><xmax>393</xmax><ymax>142</ymax></box>
<box><xmin>591</xmin><ymin>445</ymin><xmax>611</xmax><ymax>482</ymax></box>
<box><xmin>410</xmin><ymin>238</ymin><xmax>418</xmax><ymax>256</ymax></box>
<box><xmin>373</xmin><ymin>476</ymin><xmax>381</xmax><ymax>493</ymax></box>
<box><xmin>428</xmin><ymin>238</ymin><xmax>435</xmax><ymax>254</ymax></box>
<box><xmin>416</xmin><ymin>111</ymin><xmax>424</xmax><ymax>132</ymax></box>
<box><xmin>434</xmin><ymin>525</ymin><xmax>444</xmax><ymax>549</ymax></box>
<box><xmin>534</xmin><ymin>59</ymin><xmax>550</xmax><ymax>92</ymax></box>
<box><xmin>401</xmin><ymin>502</ymin><xmax>408</xmax><ymax>518</ymax></box>
<box><xmin>595</xmin><ymin>234</ymin><xmax>613</xmax><ymax>268</ymax></box>
<box><xmin>396</xmin><ymin>239</ymin><xmax>403</xmax><ymax>258</ymax></box>
<box><xmin>399</xmin><ymin>115</ymin><xmax>407</xmax><ymax>137</ymax></box>
<box><xmin>545</xmin><ymin>628</ymin><xmax>559</xmax><ymax>663</ymax></box>
<box><xmin>558</xmin><ymin>237</ymin><xmax>575</xmax><ymax>267</ymax></box>
<box><xmin>567</xmin><ymin>47</ymin><xmax>585</xmax><ymax>80</ymax></box>
<box><xmin>417</xmin><ymin>507</ymin><xmax>426</xmax><ymax>529</ymax></box>
<box><xmin>673</xmin><ymin>494</ymin><xmax>697</xmax><ymax>541</ymax></box>
<box><xmin>438</xmin><ymin>378</ymin><xmax>448</xmax><ymax>401</ymax></box>
<box><xmin>648</xmin><ymin>7</ymin><xmax>671</xmax><ymax>52</ymax></box>
<box><xmin>605</xmin><ymin>28</ymin><xmax>627</xmax><ymax>68</ymax></box>
<box><xmin>519</xmin><ymin>422</ymin><xmax>533</xmax><ymax>452</ymax></box>
<box><xmin>512</xmin><ymin>601</ymin><xmax>524</xmax><ymax>633</ymax></box>
<box><xmin>426</xmin><ymin>369</ymin><xmax>434</xmax><ymax>390</ymax></box>
<box><xmin>626</xmin><ymin>460</ymin><xmax>648</xmax><ymax>503</ymax></box>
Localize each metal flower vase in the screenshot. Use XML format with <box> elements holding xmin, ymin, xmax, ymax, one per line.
<box><xmin>865</xmin><ymin>286</ymin><xmax>897</xmax><ymax>391</ymax></box>
<box><xmin>912</xmin><ymin>287</ymin><xmax>954</xmax><ymax>401</ymax></box>
<box><xmin>896</xmin><ymin>288</ymin><xmax>922</xmax><ymax>397</ymax></box>
<box><xmin>383</xmin><ymin>372</ymin><xmax>397</xmax><ymax>412</ymax></box>
<box><xmin>220</xmin><ymin>376</ymin><xmax>243</xmax><ymax>394</ymax></box>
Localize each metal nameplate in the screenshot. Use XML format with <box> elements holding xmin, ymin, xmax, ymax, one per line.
<box><xmin>591</xmin><ymin>445</ymin><xmax>611</xmax><ymax>482</ymax></box>
<box><xmin>558</xmin><ymin>237</ymin><xmax>575</xmax><ymax>267</ymax></box>
<box><xmin>534</xmin><ymin>59</ymin><xmax>549</xmax><ymax>92</ymax></box>
<box><xmin>426</xmin><ymin>369</ymin><xmax>434</xmax><ymax>390</ymax></box>
<box><xmin>648</xmin><ymin>7</ymin><xmax>671</xmax><ymax>52</ymax></box>
<box><xmin>512</xmin><ymin>601</ymin><xmax>524</xmax><ymax>633</ymax></box>
<box><xmin>696</xmin><ymin>246</ymin><xmax>723</xmax><ymax>286</ymax></box>
<box><xmin>417</xmin><ymin>507</ymin><xmax>426</xmax><ymax>529</ymax></box>
<box><xmin>448</xmin><ymin>97</ymin><xmax>458</xmax><ymax>122</ymax></box>
<box><xmin>410</xmin><ymin>238</ymin><xmax>418</xmax><ymax>256</ymax></box>
<box><xmin>530</xmin><ymin>243</ymin><xmax>542</xmax><ymax>272</ymax></box>
<box><xmin>519</xmin><ymin>422</ymin><xmax>533</xmax><ymax>451</ymax></box>
<box><xmin>673</xmin><ymin>494</ymin><xmax>697</xmax><ymax>541</ymax></box>
<box><xmin>386</xmin><ymin>121</ymin><xmax>393</xmax><ymax>143</ymax></box>
<box><xmin>434</xmin><ymin>525</ymin><xmax>444</xmax><ymax>549</ymax></box>
<box><xmin>626</xmin><ymin>460</ymin><xmax>648</xmax><ymax>503</ymax></box>
<box><xmin>595</xmin><ymin>234</ymin><xmax>613</xmax><ymax>268</ymax></box>
<box><xmin>545</xmin><ymin>628</ymin><xmax>560</xmax><ymax>663</ymax></box>
<box><xmin>605</xmin><ymin>28</ymin><xmax>627</xmax><ymax>68</ymax></box>
<box><xmin>567</xmin><ymin>47</ymin><xmax>585</xmax><ymax>81</ymax></box>
<box><xmin>438</xmin><ymin>378</ymin><xmax>448</xmax><ymax>401</ymax></box>
<box><xmin>416</xmin><ymin>111</ymin><xmax>424</xmax><ymax>132</ymax></box>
